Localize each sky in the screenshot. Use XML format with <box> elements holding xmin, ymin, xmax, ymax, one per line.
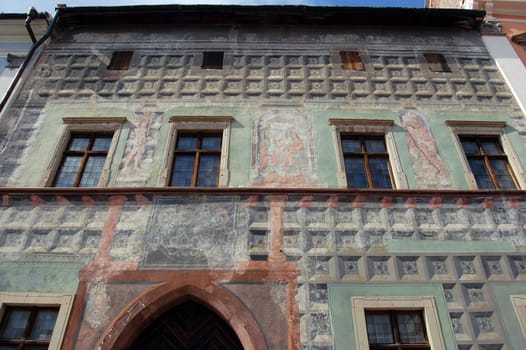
<box><xmin>1</xmin><ymin>0</ymin><xmax>425</xmax><ymax>15</ymax></box>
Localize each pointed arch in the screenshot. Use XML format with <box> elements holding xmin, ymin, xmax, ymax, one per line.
<box><xmin>95</xmin><ymin>282</ymin><xmax>267</xmax><ymax>350</ymax></box>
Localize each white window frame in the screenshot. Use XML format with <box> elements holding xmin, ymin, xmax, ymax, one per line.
<box><xmin>445</xmin><ymin>120</ymin><xmax>526</xmax><ymax>190</ymax></box>
<box><xmin>41</xmin><ymin>117</ymin><xmax>126</xmax><ymax>187</ymax></box>
<box><xmin>0</xmin><ymin>292</ymin><xmax>74</xmax><ymax>350</ymax></box>
<box><xmin>351</xmin><ymin>296</ymin><xmax>445</xmax><ymax>350</ymax></box>
<box><xmin>160</xmin><ymin>116</ymin><xmax>233</xmax><ymax>187</ymax></box>
<box><xmin>329</xmin><ymin>118</ymin><xmax>408</xmax><ymax>189</ymax></box>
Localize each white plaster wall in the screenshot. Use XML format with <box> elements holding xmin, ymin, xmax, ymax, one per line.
<box><xmin>483</xmin><ymin>35</ymin><xmax>526</xmax><ymax>116</ymax></box>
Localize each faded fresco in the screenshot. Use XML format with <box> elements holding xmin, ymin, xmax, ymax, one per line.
<box><xmin>116</xmin><ymin>104</ymin><xmax>163</xmax><ymax>186</ymax></box>
<box><xmin>141</xmin><ymin>196</ymin><xmax>242</xmax><ymax>268</ymax></box>
<box><xmin>252</xmin><ymin>108</ymin><xmax>317</xmax><ymax>187</ymax></box>
<box><xmin>399</xmin><ymin>110</ymin><xmax>451</xmax><ymax>188</ymax></box>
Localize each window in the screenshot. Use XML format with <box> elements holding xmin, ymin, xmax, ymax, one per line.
<box><xmin>107</xmin><ymin>51</ymin><xmax>133</xmax><ymax>70</ymax></box>
<box><xmin>201</xmin><ymin>51</ymin><xmax>224</xmax><ymax>69</ymax></box>
<box><xmin>366</xmin><ymin>310</ymin><xmax>430</xmax><ymax>350</ymax></box>
<box><xmin>446</xmin><ymin>120</ymin><xmax>525</xmax><ymax>190</ymax></box>
<box><xmin>43</xmin><ymin>117</ymin><xmax>125</xmax><ymax>187</ymax></box>
<box><xmin>459</xmin><ymin>136</ymin><xmax>518</xmax><ymax>189</ymax></box>
<box><xmin>170</xmin><ymin>132</ymin><xmax>222</xmax><ymax>187</ymax></box>
<box><xmin>162</xmin><ymin>116</ymin><xmax>233</xmax><ymax>187</ymax></box>
<box><xmin>330</xmin><ymin>119</ymin><xmax>407</xmax><ymax>189</ymax></box>
<box><xmin>0</xmin><ymin>306</ymin><xmax>59</xmax><ymax>349</ymax></box>
<box><xmin>0</xmin><ymin>293</ymin><xmax>73</xmax><ymax>350</ymax></box>
<box><xmin>53</xmin><ymin>133</ymin><xmax>114</xmax><ymax>187</ymax></box>
<box><xmin>350</xmin><ymin>296</ymin><xmax>447</xmax><ymax>350</ymax></box>
<box><xmin>424</xmin><ymin>53</ymin><xmax>451</xmax><ymax>72</ymax></box>
<box><xmin>340</xmin><ymin>51</ymin><xmax>364</xmax><ymax>71</ymax></box>
<box><xmin>341</xmin><ymin>135</ymin><xmax>393</xmax><ymax>189</ymax></box>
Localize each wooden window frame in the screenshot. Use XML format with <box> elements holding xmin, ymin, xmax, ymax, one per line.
<box><xmin>0</xmin><ymin>293</ymin><xmax>73</xmax><ymax>350</ymax></box>
<box><xmin>458</xmin><ymin>135</ymin><xmax>518</xmax><ymax>190</ymax></box>
<box><xmin>161</xmin><ymin>116</ymin><xmax>233</xmax><ymax>187</ymax></box>
<box><xmin>53</xmin><ymin>133</ymin><xmax>114</xmax><ymax>187</ymax></box>
<box><xmin>201</xmin><ymin>51</ymin><xmax>224</xmax><ymax>70</ymax></box>
<box><xmin>340</xmin><ymin>51</ymin><xmax>365</xmax><ymax>71</ymax></box>
<box><xmin>446</xmin><ymin>120</ymin><xmax>525</xmax><ymax>190</ymax></box>
<box><xmin>0</xmin><ymin>305</ymin><xmax>59</xmax><ymax>349</ymax></box>
<box><xmin>107</xmin><ymin>51</ymin><xmax>133</xmax><ymax>70</ymax></box>
<box><xmin>352</xmin><ymin>296</ymin><xmax>446</xmax><ymax>350</ymax></box>
<box><xmin>42</xmin><ymin>117</ymin><xmax>126</xmax><ymax>187</ymax></box>
<box><xmin>340</xmin><ymin>134</ymin><xmax>394</xmax><ymax>189</ymax></box>
<box><xmin>169</xmin><ymin>131</ymin><xmax>223</xmax><ymax>187</ymax></box>
<box><xmin>423</xmin><ymin>53</ymin><xmax>451</xmax><ymax>73</ymax></box>
<box><xmin>330</xmin><ymin>119</ymin><xmax>408</xmax><ymax>189</ymax></box>
<box><xmin>366</xmin><ymin>310</ymin><xmax>430</xmax><ymax>350</ymax></box>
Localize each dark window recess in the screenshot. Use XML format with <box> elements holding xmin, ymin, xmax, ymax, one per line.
<box><xmin>170</xmin><ymin>132</ymin><xmax>222</xmax><ymax>187</ymax></box>
<box><xmin>460</xmin><ymin>136</ymin><xmax>518</xmax><ymax>190</ymax></box>
<box><xmin>201</xmin><ymin>51</ymin><xmax>224</xmax><ymax>69</ymax></box>
<box><xmin>53</xmin><ymin>133</ymin><xmax>113</xmax><ymax>187</ymax></box>
<box><xmin>0</xmin><ymin>306</ymin><xmax>59</xmax><ymax>350</ymax></box>
<box><xmin>341</xmin><ymin>135</ymin><xmax>393</xmax><ymax>189</ymax></box>
<box><xmin>6</xmin><ymin>53</ymin><xmax>25</xmax><ymax>68</ymax></box>
<box><xmin>107</xmin><ymin>51</ymin><xmax>133</xmax><ymax>70</ymax></box>
<box><xmin>340</xmin><ymin>51</ymin><xmax>364</xmax><ymax>71</ymax></box>
<box><xmin>424</xmin><ymin>53</ymin><xmax>451</xmax><ymax>72</ymax></box>
<box><xmin>366</xmin><ymin>310</ymin><xmax>430</xmax><ymax>350</ymax></box>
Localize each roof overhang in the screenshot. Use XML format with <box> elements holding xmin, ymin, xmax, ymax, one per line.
<box><xmin>54</xmin><ymin>5</ymin><xmax>486</xmax><ymax>30</ymax></box>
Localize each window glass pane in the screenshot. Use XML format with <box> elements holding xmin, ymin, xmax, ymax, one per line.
<box><xmin>365</xmin><ymin>139</ymin><xmax>386</xmax><ymax>153</ymax></box>
<box><xmin>92</xmin><ymin>136</ymin><xmax>113</xmax><ymax>151</ymax></box>
<box><xmin>341</xmin><ymin>138</ymin><xmax>361</xmax><ymax>153</ymax></box>
<box><xmin>345</xmin><ymin>157</ymin><xmax>368</xmax><ymax>188</ymax></box>
<box><xmin>196</xmin><ymin>155</ymin><xmax>219</xmax><ymax>187</ymax></box>
<box><xmin>68</xmin><ymin>137</ymin><xmax>90</xmax><ymax>151</ymax></box>
<box><xmin>0</xmin><ymin>309</ymin><xmax>31</xmax><ymax>339</ymax></box>
<box><xmin>468</xmin><ymin>158</ymin><xmax>494</xmax><ymax>189</ymax></box>
<box><xmin>369</xmin><ymin>157</ymin><xmax>392</xmax><ymax>188</ymax></box>
<box><xmin>171</xmin><ymin>155</ymin><xmax>195</xmax><ymax>186</ymax></box>
<box><xmin>78</xmin><ymin>156</ymin><xmax>106</xmax><ymax>187</ymax></box>
<box><xmin>480</xmin><ymin>140</ymin><xmax>502</xmax><ymax>155</ymax></box>
<box><xmin>54</xmin><ymin>156</ymin><xmax>82</xmax><ymax>187</ymax></box>
<box><xmin>176</xmin><ymin>136</ymin><xmax>198</xmax><ymax>151</ymax></box>
<box><xmin>461</xmin><ymin>139</ymin><xmax>479</xmax><ymax>155</ymax></box>
<box><xmin>201</xmin><ymin>136</ymin><xmax>222</xmax><ymax>151</ymax></box>
<box><xmin>490</xmin><ymin>159</ymin><xmax>517</xmax><ymax>189</ymax></box>
<box><xmin>366</xmin><ymin>313</ymin><xmax>393</xmax><ymax>344</ymax></box>
<box><xmin>29</xmin><ymin>309</ymin><xmax>58</xmax><ymax>340</ymax></box>
<box><xmin>397</xmin><ymin>312</ymin><xmax>426</xmax><ymax>344</ymax></box>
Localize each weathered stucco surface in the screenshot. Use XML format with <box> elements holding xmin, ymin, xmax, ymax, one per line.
<box><xmin>0</xmin><ymin>14</ymin><xmax>526</xmax><ymax>350</ymax></box>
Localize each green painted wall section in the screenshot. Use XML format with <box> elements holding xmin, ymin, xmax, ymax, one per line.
<box><xmin>328</xmin><ymin>283</ymin><xmax>456</xmax><ymax>350</ymax></box>
<box><xmin>423</xmin><ymin>110</ymin><xmax>526</xmax><ymax>189</ymax></box>
<box><xmin>491</xmin><ymin>283</ymin><xmax>526</xmax><ymax>350</ymax></box>
<box><xmin>0</xmin><ymin>265</ymin><xmax>81</xmax><ymax>293</ymax></box>
<box><xmin>310</xmin><ymin>108</ymin><xmax>416</xmax><ymax>188</ymax></box>
<box><xmin>19</xmin><ymin>101</ymin><xmax>525</xmax><ymax>189</ymax></box>
<box><xmin>387</xmin><ymin>240</ymin><xmax>516</xmax><ymax>254</ymax></box>
<box><xmin>19</xmin><ymin>103</ymin><xmax>133</xmax><ymax>187</ymax></box>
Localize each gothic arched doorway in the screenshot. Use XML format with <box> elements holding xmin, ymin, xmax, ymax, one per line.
<box><xmin>128</xmin><ymin>300</ymin><xmax>244</xmax><ymax>350</ymax></box>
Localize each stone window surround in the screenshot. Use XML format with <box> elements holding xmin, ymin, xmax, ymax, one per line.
<box><xmin>160</xmin><ymin>116</ymin><xmax>233</xmax><ymax>187</ymax></box>
<box><xmin>351</xmin><ymin>296</ymin><xmax>446</xmax><ymax>350</ymax></box>
<box><xmin>445</xmin><ymin>120</ymin><xmax>526</xmax><ymax>190</ymax></box>
<box><xmin>329</xmin><ymin>118</ymin><xmax>408</xmax><ymax>189</ymax></box>
<box><xmin>511</xmin><ymin>295</ymin><xmax>526</xmax><ymax>341</ymax></box>
<box><xmin>0</xmin><ymin>292</ymin><xmax>74</xmax><ymax>350</ymax></box>
<box><xmin>41</xmin><ymin>117</ymin><xmax>126</xmax><ymax>187</ymax></box>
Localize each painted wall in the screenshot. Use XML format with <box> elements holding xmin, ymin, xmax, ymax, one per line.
<box><xmin>0</xmin><ymin>25</ymin><xmax>524</xmax><ymax>190</ymax></box>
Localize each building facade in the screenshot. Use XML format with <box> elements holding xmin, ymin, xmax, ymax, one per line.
<box><xmin>0</xmin><ymin>5</ymin><xmax>525</xmax><ymax>350</ymax></box>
